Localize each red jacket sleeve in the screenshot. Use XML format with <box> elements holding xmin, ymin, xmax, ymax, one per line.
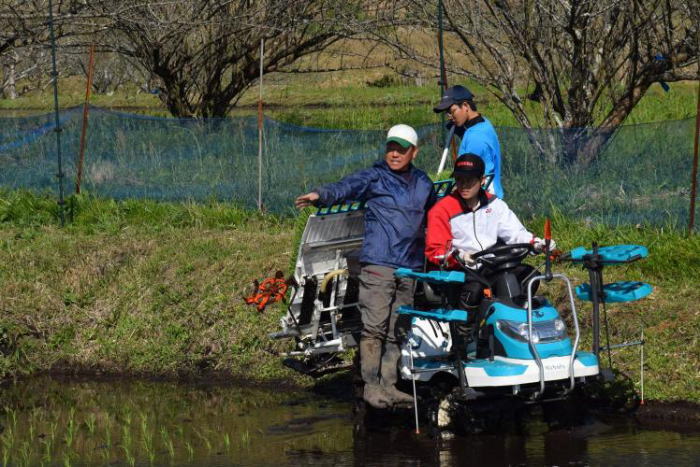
<box><xmin>425</xmin><ymin>200</ymin><xmax>457</xmax><ymax>267</ymax></box>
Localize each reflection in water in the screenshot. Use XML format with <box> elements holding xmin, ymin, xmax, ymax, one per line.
<box><xmin>0</xmin><ymin>376</ymin><xmax>354</xmax><ymax>465</ymax></box>
<box><xmin>0</xmin><ymin>376</ymin><xmax>698</xmax><ymax>466</ymax></box>
<box><xmin>351</xmin><ymin>399</ymin><xmax>700</xmax><ymax>467</ymax></box>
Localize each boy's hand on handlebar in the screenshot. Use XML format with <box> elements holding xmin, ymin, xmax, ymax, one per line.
<box><xmin>532</xmin><ymin>237</ymin><xmax>557</xmax><ymax>253</ymax></box>
<box><xmin>457</xmin><ymin>249</ymin><xmax>477</xmax><ymax>267</ymax></box>
<box><xmin>295</xmin><ymin>192</ymin><xmax>320</xmax><ymax>209</ymax></box>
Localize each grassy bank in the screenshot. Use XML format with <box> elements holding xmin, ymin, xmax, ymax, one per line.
<box><xmin>0</xmin><ymin>192</ymin><xmax>698</xmax><ymax>401</ymax></box>
<box><xmin>0</xmin><ymin>192</ymin><xmax>303</xmax><ymax>384</ymax></box>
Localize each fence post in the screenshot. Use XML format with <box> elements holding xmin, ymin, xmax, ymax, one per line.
<box><xmin>690</xmin><ymin>72</ymin><xmax>699</xmax><ymax>234</ymax></box>
<box><xmin>76</xmin><ymin>43</ymin><xmax>95</xmax><ymax>195</ymax></box>
<box><xmin>437</xmin><ymin>0</ymin><xmax>458</xmax><ymax>170</ymax></box>
<box><xmin>438</xmin><ymin>0</ymin><xmax>446</xmax><ymax>139</ymax></box>
<box><xmin>47</xmin><ymin>0</ymin><xmax>65</xmax><ymax>226</ymax></box>
<box><xmin>258</xmin><ymin>39</ymin><xmax>264</xmax><ymax>212</ymax></box>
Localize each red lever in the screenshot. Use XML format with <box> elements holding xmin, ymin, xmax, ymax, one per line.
<box><xmin>544</xmin><ymin>218</ymin><xmax>551</xmax><ymax>241</ymax></box>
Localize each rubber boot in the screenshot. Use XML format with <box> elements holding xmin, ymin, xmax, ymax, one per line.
<box><xmin>360</xmin><ymin>338</ymin><xmax>390</xmax><ymax>409</ymax></box>
<box><xmin>380</xmin><ymin>342</ymin><xmax>415</xmax><ymax>406</ymax></box>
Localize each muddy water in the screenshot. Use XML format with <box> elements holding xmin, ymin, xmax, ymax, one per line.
<box><xmin>0</xmin><ymin>376</ymin><xmax>698</xmax><ymax>466</ymax></box>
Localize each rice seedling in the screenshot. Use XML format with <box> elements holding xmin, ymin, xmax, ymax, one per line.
<box><xmin>140</xmin><ymin>414</ymin><xmax>155</xmax><ymax>463</ymax></box>
<box><xmin>240</xmin><ymin>429</ymin><xmax>250</xmax><ymax>446</ymax></box>
<box><xmin>48</xmin><ymin>421</ymin><xmax>58</xmax><ymax>443</ymax></box>
<box><xmin>64</xmin><ymin>411</ymin><xmax>76</xmax><ymax>450</ymax></box>
<box><xmin>9</xmin><ymin>408</ymin><xmax>17</xmax><ymax>429</ymax></box>
<box><xmin>121</xmin><ymin>443</ymin><xmax>135</xmax><ymax>467</ymax></box>
<box><xmin>20</xmin><ymin>441</ymin><xmax>30</xmax><ymax>466</ymax></box>
<box><xmin>42</xmin><ymin>438</ymin><xmax>53</xmax><ymax>463</ymax></box>
<box><xmin>194</xmin><ymin>428</ymin><xmax>212</xmax><ymax>453</ymax></box>
<box><xmin>160</xmin><ymin>427</ymin><xmax>175</xmax><ymax>459</ymax></box>
<box><xmin>85</xmin><ymin>413</ymin><xmax>96</xmax><ymax>434</ymax></box>
<box><xmin>0</xmin><ymin>429</ymin><xmax>18</xmax><ymax>465</ymax></box>
<box><xmin>121</xmin><ymin>423</ymin><xmax>133</xmax><ymax>463</ymax></box>
<box><xmin>103</xmin><ymin>425</ymin><xmax>112</xmax><ymax>449</ymax></box>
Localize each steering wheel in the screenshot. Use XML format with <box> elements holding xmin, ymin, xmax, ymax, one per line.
<box><xmin>471</xmin><ymin>243</ymin><xmax>534</xmax><ymax>268</ymax></box>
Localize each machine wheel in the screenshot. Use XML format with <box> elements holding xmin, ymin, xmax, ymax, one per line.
<box><xmin>423</xmin><ymin>375</ymin><xmax>458</xmax><ymax>437</ymax></box>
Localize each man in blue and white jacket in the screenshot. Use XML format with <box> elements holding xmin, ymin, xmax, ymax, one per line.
<box><xmin>295</xmin><ymin>124</ymin><xmax>436</xmax><ymax>409</ymax></box>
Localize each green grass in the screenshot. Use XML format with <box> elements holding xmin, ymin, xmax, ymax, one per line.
<box><xmin>1</xmin><ymin>72</ymin><xmax>696</xmax><ymax>129</ymax></box>
<box><xmin>0</xmin><ymin>79</ymin><xmax>160</xmax><ymax>112</ymax></box>
<box><xmin>0</xmin><ymin>191</ymin><xmax>698</xmax><ymax>402</ymax></box>
<box><xmin>0</xmin><ymin>191</ymin><xmax>301</xmax><ymax>383</ymax></box>
<box><xmin>0</xmin><ymin>190</ymin><xmax>277</xmax><ymax>230</ymax></box>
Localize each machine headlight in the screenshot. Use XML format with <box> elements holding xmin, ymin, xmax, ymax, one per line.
<box><xmin>554</xmin><ymin>318</ymin><xmax>566</xmax><ymax>333</ymax></box>
<box><xmin>496</xmin><ymin>318</ymin><xmax>567</xmax><ymax>343</ymax></box>
<box><xmin>497</xmin><ymin>320</ymin><xmax>539</xmax><ymax>343</ymax></box>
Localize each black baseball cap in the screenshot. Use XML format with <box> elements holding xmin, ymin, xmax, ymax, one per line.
<box><xmin>433</xmin><ymin>85</ymin><xmax>475</xmax><ymax>113</ymax></box>
<box><xmin>452</xmin><ymin>153</ymin><xmax>485</xmax><ymax>178</ymax></box>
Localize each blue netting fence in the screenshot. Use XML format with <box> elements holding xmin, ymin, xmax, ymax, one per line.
<box><xmin>0</xmin><ymin>106</ymin><xmax>696</xmax><ymax>226</ymax></box>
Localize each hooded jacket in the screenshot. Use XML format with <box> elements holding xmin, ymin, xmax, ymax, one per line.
<box><xmin>315</xmin><ymin>160</ymin><xmax>436</xmax><ymax>270</ymax></box>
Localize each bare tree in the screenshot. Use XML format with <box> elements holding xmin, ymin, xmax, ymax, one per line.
<box><xmin>86</xmin><ymin>0</ymin><xmax>361</xmax><ymax>117</ymax></box>
<box><xmin>363</xmin><ymin>0</ymin><xmax>699</xmax><ymax>165</ymax></box>
<box><xmin>72</xmin><ymin>51</ymin><xmax>146</xmax><ymax>95</ymax></box>
<box><xmin>1</xmin><ymin>0</ymin><xmax>44</xmax><ymax>98</ymax></box>
<box><xmin>1</xmin><ymin>47</ymin><xmax>52</xmax><ymax>98</ymax></box>
<box><xmin>1</xmin><ymin>0</ymin><xmax>92</xmax><ymax>98</ymax></box>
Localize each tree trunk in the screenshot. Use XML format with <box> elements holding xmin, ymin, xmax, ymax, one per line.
<box><xmin>2</xmin><ymin>56</ymin><xmax>17</xmax><ymax>100</ymax></box>
<box><xmin>558</xmin><ymin>127</ymin><xmax>613</xmax><ymax>166</ymax></box>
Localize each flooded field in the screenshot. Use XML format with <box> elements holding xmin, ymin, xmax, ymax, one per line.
<box><xmin>0</xmin><ymin>376</ymin><xmax>698</xmax><ymax>466</ymax></box>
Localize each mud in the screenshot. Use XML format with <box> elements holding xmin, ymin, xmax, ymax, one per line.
<box><xmin>636</xmin><ymin>400</ymin><xmax>700</xmax><ymax>431</ymax></box>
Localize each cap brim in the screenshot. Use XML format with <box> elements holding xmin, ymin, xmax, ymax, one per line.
<box><xmin>386</xmin><ymin>136</ymin><xmax>414</xmax><ymax>148</ymax></box>
<box><xmin>451</xmin><ymin>169</ymin><xmax>484</xmax><ymax>178</ymax></box>
<box><xmin>433</xmin><ymin>97</ymin><xmax>452</xmax><ymax>113</ymax></box>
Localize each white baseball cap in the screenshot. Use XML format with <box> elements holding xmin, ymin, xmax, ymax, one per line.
<box><xmin>386</xmin><ymin>124</ymin><xmax>418</xmax><ymax>148</ymax></box>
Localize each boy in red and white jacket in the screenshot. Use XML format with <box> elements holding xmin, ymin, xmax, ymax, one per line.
<box><xmin>425</xmin><ymin>153</ymin><xmax>554</xmax><ymax>308</ymax></box>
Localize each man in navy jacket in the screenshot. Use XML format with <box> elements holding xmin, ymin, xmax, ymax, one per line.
<box><xmin>296</xmin><ymin>124</ymin><xmax>436</xmax><ymax>408</ymax></box>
